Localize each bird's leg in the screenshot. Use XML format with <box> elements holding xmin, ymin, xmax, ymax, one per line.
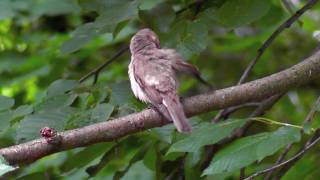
<box><xmin>147</xmin><ymin>103</ymin><xmax>157</xmax><ymax>110</ymax></box>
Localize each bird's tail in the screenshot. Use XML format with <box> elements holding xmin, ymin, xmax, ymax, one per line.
<box><xmin>161</xmin><ymin>93</ymin><xmax>192</xmax><ymax>133</ymax></box>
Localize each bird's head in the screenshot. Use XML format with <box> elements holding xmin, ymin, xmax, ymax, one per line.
<box><xmin>130</xmin><ymin>28</ymin><xmax>160</xmax><ymax>54</ymax></box>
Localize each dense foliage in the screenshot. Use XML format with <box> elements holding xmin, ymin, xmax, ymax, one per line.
<box><xmin>0</xmin><ymin>0</ymin><xmax>320</xmax><ymax>179</ymax></box>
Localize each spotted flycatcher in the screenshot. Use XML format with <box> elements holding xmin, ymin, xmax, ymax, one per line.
<box><xmin>129</xmin><ymin>28</ymin><xmax>204</xmax><ymax>132</ymax></box>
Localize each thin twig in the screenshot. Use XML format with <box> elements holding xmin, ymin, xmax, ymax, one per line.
<box><xmin>304</xmin><ymin>96</ymin><xmax>320</xmax><ymax>124</ymax></box>
<box><xmin>245</xmin><ymin>130</ymin><xmax>320</xmax><ymax>180</ymax></box>
<box><xmin>213</xmin><ymin>0</ymin><xmax>319</xmax><ymax>122</ymax></box>
<box><xmin>263</xmin><ymin>144</ymin><xmax>293</xmax><ymax>180</ymax></box>
<box><xmin>212</xmin><ymin>102</ymin><xmax>260</xmax><ymax>122</ymax></box>
<box><xmin>282</xmin><ymin>0</ymin><xmax>304</xmax><ymax>26</ymax></box>
<box><xmin>79</xmin><ymin>46</ymin><xmax>129</xmax><ymax>83</ymax></box>
<box><xmin>274</xmin><ymin>131</ymin><xmax>320</xmax><ymax>179</ymax></box>
<box><xmin>233</xmin><ymin>93</ymin><xmax>285</xmax><ymax>138</ymax></box>
<box><xmin>238</xmin><ymin>0</ymin><xmax>318</xmax><ymax>84</ymax></box>
<box><xmin>263</xmin><ymin>95</ymin><xmax>320</xmax><ymax>179</ymax></box>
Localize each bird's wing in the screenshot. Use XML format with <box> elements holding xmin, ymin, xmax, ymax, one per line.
<box><xmin>132</xmin><ymin>54</ymin><xmax>191</xmax><ymax>132</ymax></box>
<box><xmin>132</xmin><ymin>53</ymin><xmax>175</xmax><ymax>104</ymax></box>
<box><xmin>154</xmin><ymin>49</ymin><xmax>200</xmax><ymax>75</ymax></box>
<box><xmin>155</xmin><ymin>49</ymin><xmax>214</xmax><ymax>89</ymax></box>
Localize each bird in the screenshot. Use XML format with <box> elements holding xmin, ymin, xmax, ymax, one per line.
<box><xmin>128</xmin><ymin>28</ymin><xmax>206</xmax><ymax>133</ymax></box>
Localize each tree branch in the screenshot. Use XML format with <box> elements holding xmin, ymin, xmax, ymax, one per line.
<box><xmin>1</xmin><ymin>50</ymin><xmax>320</xmax><ymax>165</ymax></box>
<box><xmin>281</xmin><ymin>0</ymin><xmax>304</xmax><ymax>26</ymax></box>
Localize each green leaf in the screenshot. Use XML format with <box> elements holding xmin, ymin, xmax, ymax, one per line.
<box><xmin>0</xmin><ymin>156</ymin><xmax>16</xmax><ymax>176</ymax></box>
<box><xmin>216</xmin><ymin>0</ymin><xmax>271</xmax><ymax>28</ymax></box>
<box><xmin>184</xmin><ymin>151</ymin><xmax>202</xmax><ymax>180</ymax></box>
<box><xmin>87</xmin><ymin>137</ymin><xmax>144</xmax><ymax>177</ymax></box>
<box><xmin>303</xmin><ymin>122</ymin><xmax>312</xmax><ymax>135</ymax></box>
<box><xmin>16</xmin><ymin>109</ymin><xmax>73</xmax><ymax>142</ymax></box>
<box><xmin>61</xmin><ymin>142</ymin><xmax>113</xmax><ymax>173</ymax></box>
<box><xmin>94</xmin><ymin>1</ymin><xmax>138</xmax><ymax>25</ymax></box>
<box><xmin>14</xmin><ymin>172</ymin><xmax>47</xmax><ymax>180</ymax></box>
<box><xmin>114</xmin><ymin>143</ymin><xmax>152</xmax><ymax>179</ymax></box>
<box><xmin>203</xmin><ymin>127</ymin><xmax>301</xmax><ymax>176</ymax></box>
<box><xmin>33</xmin><ymin>0</ymin><xmax>80</xmax><ymax>16</ymax></box>
<box><xmin>167</xmin><ymin>119</ymin><xmax>247</xmax><ymax>154</ymax></box>
<box><xmin>315</xmin><ymin>100</ymin><xmax>320</xmax><ymax>111</ymax></box>
<box><xmin>60</xmin><ymin>22</ymin><xmax>103</xmax><ymax>54</ymax></box>
<box><xmin>139</xmin><ymin>3</ymin><xmax>175</xmax><ymax>33</ymax></box>
<box><xmin>109</xmin><ymin>82</ymin><xmax>133</xmax><ymax>105</ymax></box>
<box><xmin>121</xmin><ymin>161</ymin><xmax>154</xmax><ymax>180</ymax></box>
<box><xmin>0</xmin><ymin>96</ymin><xmax>14</xmax><ymax>111</ymax></box>
<box><xmin>62</xmin><ymin>0</ymin><xmax>138</xmax><ymax>53</ymax></box>
<box><xmin>165</xmin><ymin>20</ymin><xmax>208</xmax><ymax>58</ymax></box>
<box><xmin>0</xmin><ymin>111</ymin><xmax>12</xmax><ymax>133</ymax></box>
<box><xmin>12</xmin><ymin>105</ymin><xmax>33</xmax><ymax>120</ymax></box>
<box><xmin>139</xmin><ymin>0</ymin><xmax>163</xmax><ymax>10</ymax></box>
<box><xmin>90</xmin><ymin>103</ymin><xmax>114</xmax><ymax>122</ymax></box>
<box><xmin>0</xmin><ymin>0</ymin><xmax>15</xmax><ymax>20</ymax></box>
<box><xmin>151</xmin><ymin>124</ymin><xmax>175</xmax><ymax>144</ymax></box>
<box><xmin>36</xmin><ymin>94</ymin><xmax>77</xmax><ymax>112</ymax></box>
<box><xmin>143</xmin><ymin>145</ymin><xmax>158</xmax><ymax>171</ymax></box>
<box><xmin>47</xmin><ymin>79</ymin><xmax>78</xmax><ymax>97</ymax></box>
<box><xmin>66</xmin><ymin>103</ymin><xmax>113</xmax><ymax>128</ymax></box>
<box><xmin>113</xmin><ymin>20</ymin><xmax>130</xmax><ymax>39</ymax></box>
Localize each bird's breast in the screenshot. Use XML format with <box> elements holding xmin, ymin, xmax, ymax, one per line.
<box><xmin>128</xmin><ymin>59</ymin><xmax>150</xmax><ymax>103</ymax></box>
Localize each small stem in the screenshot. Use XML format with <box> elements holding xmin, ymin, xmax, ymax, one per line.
<box><xmin>249</xmin><ymin>117</ymin><xmax>314</xmax><ymax>131</ymax></box>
